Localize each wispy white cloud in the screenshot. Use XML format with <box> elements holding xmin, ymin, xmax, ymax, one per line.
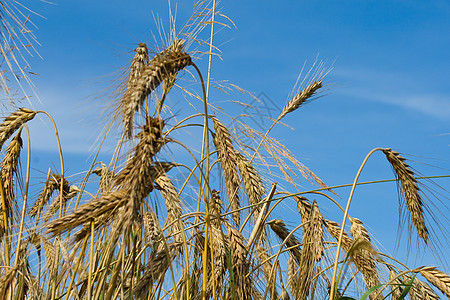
<box><xmin>333</xmin><ymin>68</ymin><xmax>450</xmax><ymax>120</ymax></box>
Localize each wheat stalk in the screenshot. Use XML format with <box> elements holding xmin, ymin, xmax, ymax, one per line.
<box><xmin>256</xmin><ymin>246</ymin><xmax>278</xmax><ymax>300</ymax></box>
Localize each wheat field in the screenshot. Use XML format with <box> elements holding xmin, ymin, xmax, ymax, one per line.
<box><xmin>0</xmin><ymin>1</ymin><xmax>449</xmax><ymax>299</ymax></box>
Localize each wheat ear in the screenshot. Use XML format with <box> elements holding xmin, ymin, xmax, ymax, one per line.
<box><xmin>407</xmin><ymin>274</ymin><xmax>439</xmax><ymax>300</ymax></box>
<box><xmin>212</xmin><ymin>117</ymin><xmax>241</xmax><ymax>225</ymax></box>
<box><xmin>267</xmin><ymin>219</ymin><xmax>302</xmax><ymax>265</ymax></box>
<box><xmin>227</xmin><ymin>224</ymin><xmax>252</xmax><ymax>300</ymax></box>
<box><xmin>143</xmin><ymin>210</ymin><xmax>162</xmax><ymax>248</ymax></box>
<box><xmin>122</xmin><ymin>39</ymin><xmax>191</xmax><ymax>138</ymax></box>
<box><xmin>30</xmin><ymin>172</ymin><xmax>66</xmax><ymax>218</ymax></box>
<box><xmin>236</xmin><ymin>152</ymin><xmax>265</xmax><ymax>230</ymax></box>
<box><xmin>296</xmin><ymin>200</ymin><xmax>323</xmax><ymax>299</ymax></box>
<box><xmin>325</xmin><ymin>219</ymin><xmax>381</xmax><ymax>299</ymax></box>
<box><xmin>155</xmin><ymin>173</ymin><xmax>183</xmax><ymax>243</ymax></box>
<box><xmin>257</xmin><ymin>246</ymin><xmax>278</xmax><ymax>300</ymax></box>
<box><xmin>0</xmin><ymin>108</ymin><xmax>36</xmax><ymax>149</ymax></box>
<box><xmin>277</xmin><ymin>80</ymin><xmax>323</xmax><ymax>122</ymax></box>
<box><xmin>420</xmin><ymin>267</ymin><xmax>450</xmax><ymax>297</ymax></box>
<box><xmin>0</xmin><ymin>131</ymin><xmax>22</xmax><ymax>227</ymax></box>
<box><xmin>382</xmin><ymin>148</ymin><xmax>428</xmax><ymax>242</ymax></box>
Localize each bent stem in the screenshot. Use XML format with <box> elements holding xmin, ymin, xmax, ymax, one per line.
<box><xmin>328</xmin><ymin>147</ymin><xmax>382</xmax><ymax>300</ymax></box>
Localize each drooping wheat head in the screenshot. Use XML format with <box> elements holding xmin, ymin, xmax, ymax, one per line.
<box><xmin>29</xmin><ymin>172</ymin><xmax>70</xmax><ymax>219</ymax></box>
<box><xmin>0</xmin><ymin>108</ymin><xmax>36</xmax><ymax>149</ymax></box>
<box><xmin>382</xmin><ymin>148</ymin><xmax>429</xmax><ymax>242</ymax></box>
<box><xmin>406</xmin><ymin>274</ymin><xmax>440</xmax><ymax>300</ymax></box>
<box><xmin>325</xmin><ymin>219</ymin><xmax>381</xmax><ymax>299</ymax></box>
<box><xmin>267</xmin><ymin>219</ymin><xmax>302</xmax><ymax>265</ymax></box>
<box><xmin>121</xmin><ymin>39</ymin><xmax>191</xmax><ymax>138</ymax></box>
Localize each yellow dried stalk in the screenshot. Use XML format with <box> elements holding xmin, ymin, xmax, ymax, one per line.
<box><xmin>382</xmin><ymin>148</ymin><xmax>429</xmax><ymax>242</ymax></box>
<box><xmin>256</xmin><ymin>246</ymin><xmax>278</xmax><ymax>300</ymax></box>
<box><xmin>212</xmin><ymin>117</ymin><xmax>241</xmax><ymax>225</ymax></box>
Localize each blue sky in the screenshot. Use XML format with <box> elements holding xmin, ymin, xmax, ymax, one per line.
<box><xmin>11</xmin><ymin>0</ymin><xmax>450</xmax><ymax>272</ymax></box>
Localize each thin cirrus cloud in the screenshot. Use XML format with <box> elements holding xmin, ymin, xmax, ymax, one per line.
<box><xmin>334</xmin><ymin>68</ymin><xmax>450</xmax><ymax>121</ymax></box>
